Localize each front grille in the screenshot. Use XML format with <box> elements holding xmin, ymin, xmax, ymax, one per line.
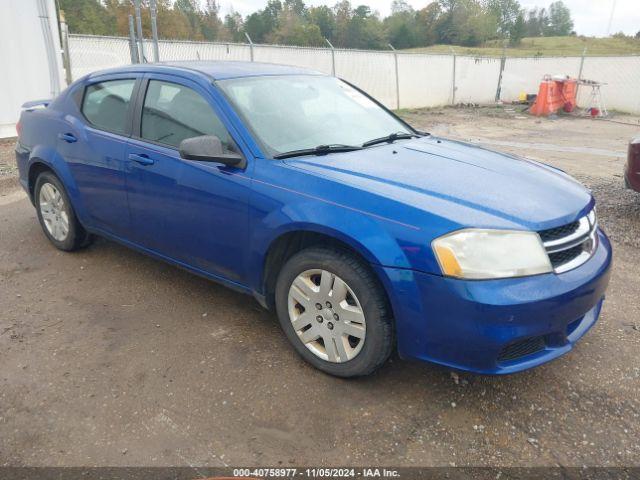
<box><xmin>538</xmin><ymin>209</ymin><xmax>597</xmax><ymax>274</ymax></box>
<box><xmin>539</xmin><ymin>221</ymin><xmax>580</xmax><ymax>242</ymax></box>
<box><xmin>498</xmin><ymin>336</ymin><xmax>546</xmax><ymax>362</ymax></box>
<box><xmin>548</xmin><ymin>244</ymin><xmax>584</xmax><ymax>268</ymax></box>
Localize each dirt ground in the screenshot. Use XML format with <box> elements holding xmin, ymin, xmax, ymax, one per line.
<box><xmin>1</xmin><ymin>107</ymin><xmax>639</xmax><ymax>469</ymax></box>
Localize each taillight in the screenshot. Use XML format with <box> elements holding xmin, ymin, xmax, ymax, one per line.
<box><xmin>16</xmin><ymin>120</ymin><xmax>21</xmax><ymax>138</ymax></box>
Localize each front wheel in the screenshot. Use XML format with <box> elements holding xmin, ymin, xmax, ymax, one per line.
<box><xmin>275</xmin><ymin>247</ymin><xmax>393</xmax><ymax>377</ymax></box>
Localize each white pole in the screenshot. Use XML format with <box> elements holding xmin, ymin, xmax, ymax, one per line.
<box><xmin>244</xmin><ymin>32</ymin><xmax>254</xmax><ymax>61</ymax></box>
<box><xmin>150</xmin><ymin>0</ymin><xmax>160</xmax><ymax>62</ymax></box>
<box><xmin>606</xmin><ymin>0</ymin><xmax>617</xmax><ymax>36</ymax></box>
<box><xmin>324</xmin><ymin>38</ymin><xmax>335</xmax><ymax>76</ymax></box>
<box><xmin>134</xmin><ymin>0</ymin><xmax>145</xmax><ymax>62</ymax></box>
<box><xmin>388</xmin><ymin>44</ymin><xmax>400</xmax><ymax>110</ymax></box>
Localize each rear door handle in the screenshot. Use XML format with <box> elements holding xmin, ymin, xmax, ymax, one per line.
<box><xmin>128</xmin><ymin>153</ymin><xmax>155</xmax><ymax>166</ymax></box>
<box><xmin>58</xmin><ymin>133</ymin><xmax>77</xmax><ymax>143</ymax></box>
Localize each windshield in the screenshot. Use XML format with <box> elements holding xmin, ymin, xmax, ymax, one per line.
<box><xmin>217</xmin><ymin>75</ymin><xmax>412</xmax><ymax>157</ymax></box>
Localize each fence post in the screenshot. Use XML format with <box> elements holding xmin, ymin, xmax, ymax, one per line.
<box><xmin>134</xmin><ymin>0</ymin><xmax>145</xmax><ymax>62</ymax></box>
<box><xmin>495</xmin><ymin>40</ymin><xmax>507</xmax><ymax>102</ymax></box>
<box><xmin>245</xmin><ymin>33</ymin><xmax>254</xmax><ymax>61</ymax></box>
<box><xmin>576</xmin><ymin>47</ymin><xmax>588</xmax><ymax>106</ymax></box>
<box><xmin>324</xmin><ymin>38</ymin><xmax>336</xmax><ymax>76</ymax></box>
<box><xmin>578</xmin><ymin>47</ymin><xmax>587</xmax><ymax>81</ymax></box>
<box><xmin>128</xmin><ymin>15</ymin><xmax>139</xmax><ymax>64</ymax></box>
<box><xmin>450</xmin><ymin>47</ymin><xmax>457</xmax><ymax>105</ymax></box>
<box><xmin>149</xmin><ymin>0</ymin><xmax>160</xmax><ymax>62</ymax></box>
<box><xmin>59</xmin><ymin>11</ymin><xmax>73</xmax><ymax>85</ymax></box>
<box><xmin>388</xmin><ymin>44</ymin><xmax>400</xmax><ymax>110</ymax></box>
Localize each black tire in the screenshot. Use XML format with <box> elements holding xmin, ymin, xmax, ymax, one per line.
<box><xmin>275</xmin><ymin>247</ymin><xmax>393</xmax><ymax>377</ymax></box>
<box><xmin>34</xmin><ymin>171</ymin><xmax>92</xmax><ymax>251</ymax></box>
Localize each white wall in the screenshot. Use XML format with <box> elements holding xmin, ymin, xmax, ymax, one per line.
<box><xmin>0</xmin><ymin>0</ymin><xmax>64</xmax><ymax>138</ymax></box>
<box><xmin>455</xmin><ymin>55</ymin><xmax>502</xmax><ymax>104</ymax></box>
<box><xmin>578</xmin><ymin>56</ymin><xmax>640</xmax><ymax>115</ymax></box>
<box><xmin>398</xmin><ymin>54</ymin><xmax>453</xmax><ymax>109</ymax></box>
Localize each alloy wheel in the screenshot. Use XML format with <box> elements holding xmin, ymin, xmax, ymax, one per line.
<box><xmin>39</xmin><ymin>183</ymin><xmax>69</xmax><ymax>242</ymax></box>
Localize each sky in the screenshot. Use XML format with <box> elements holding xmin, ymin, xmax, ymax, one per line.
<box><xmin>213</xmin><ymin>0</ymin><xmax>640</xmax><ymax>37</ymax></box>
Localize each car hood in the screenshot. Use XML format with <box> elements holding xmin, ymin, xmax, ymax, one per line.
<box><xmin>283</xmin><ymin>136</ymin><xmax>593</xmax><ymax>231</ymax></box>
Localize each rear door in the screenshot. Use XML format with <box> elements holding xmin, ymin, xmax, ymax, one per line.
<box><xmin>57</xmin><ymin>74</ymin><xmax>139</xmax><ymax>236</ymax></box>
<box><xmin>123</xmin><ymin>73</ymin><xmax>252</xmax><ymax>284</ymax></box>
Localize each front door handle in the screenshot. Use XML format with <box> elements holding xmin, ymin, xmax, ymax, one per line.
<box><xmin>58</xmin><ymin>133</ymin><xmax>77</xmax><ymax>143</ymax></box>
<box><xmin>128</xmin><ymin>153</ymin><xmax>155</xmax><ymax>166</ymax></box>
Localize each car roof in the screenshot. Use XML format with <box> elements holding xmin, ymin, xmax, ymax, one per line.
<box><xmin>88</xmin><ymin>61</ymin><xmax>326</xmax><ymax>81</ymax></box>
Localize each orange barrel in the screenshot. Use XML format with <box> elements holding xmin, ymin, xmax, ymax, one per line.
<box><xmin>531</xmin><ymin>79</ymin><xmax>562</xmax><ymax>116</ymax></box>
<box><xmin>531</xmin><ymin>77</ymin><xmax>576</xmax><ymax>116</ymax></box>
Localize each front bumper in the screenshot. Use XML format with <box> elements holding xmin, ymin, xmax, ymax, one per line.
<box><xmin>376</xmin><ymin>229</ymin><xmax>612</xmax><ymax>374</ymax></box>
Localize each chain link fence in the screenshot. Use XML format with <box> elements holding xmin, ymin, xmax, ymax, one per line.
<box><xmin>68</xmin><ymin>34</ymin><xmax>640</xmax><ymax>115</ymax></box>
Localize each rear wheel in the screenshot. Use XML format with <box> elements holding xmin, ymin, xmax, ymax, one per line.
<box><xmin>34</xmin><ymin>171</ymin><xmax>91</xmax><ymax>251</ymax></box>
<box><xmin>275</xmin><ymin>247</ymin><xmax>393</xmax><ymax>377</ymax></box>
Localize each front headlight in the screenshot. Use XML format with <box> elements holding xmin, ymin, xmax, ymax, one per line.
<box><xmin>432</xmin><ymin>229</ymin><xmax>552</xmax><ymax>279</ymax></box>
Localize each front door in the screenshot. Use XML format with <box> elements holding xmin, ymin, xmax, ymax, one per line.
<box><xmin>124</xmin><ymin>75</ymin><xmax>252</xmax><ymax>284</ymax></box>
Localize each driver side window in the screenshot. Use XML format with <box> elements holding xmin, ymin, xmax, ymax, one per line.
<box><xmin>140</xmin><ymin>80</ymin><xmax>233</xmax><ymax>150</ymax></box>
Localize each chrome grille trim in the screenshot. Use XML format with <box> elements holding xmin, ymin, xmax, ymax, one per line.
<box><xmin>540</xmin><ymin>210</ymin><xmax>598</xmax><ymax>274</ymax></box>
<box><xmin>543</xmin><ymin>216</ymin><xmax>591</xmax><ymax>252</ymax></box>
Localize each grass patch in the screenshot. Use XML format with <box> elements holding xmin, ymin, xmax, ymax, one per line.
<box><xmin>404</xmin><ymin>36</ymin><xmax>640</xmax><ymax>57</ymax></box>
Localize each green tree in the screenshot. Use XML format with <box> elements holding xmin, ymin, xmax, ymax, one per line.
<box><xmin>244</xmin><ymin>12</ymin><xmax>269</xmax><ymax>42</ymax></box>
<box><xmin>524</xmin><ymin>7</ymin><xmax>549</xmax><ymax>37</ymax></box>
<box><xmin>486</xmin><ymin>0</ymin><xmax>522</xmax><ymax>39</ymax></box>
<box><xmin>436</xmin><ymin>0</ymin><xmax>493</xmax><ymax>46</ymax></box>
<box><xmin>415</xmin><ymin>2</ymin><xmax>441</xmax><ymax>46</ymax></box>
<box><xmin>545</xmin><ymin>1</ymin><xmax>574</xmax><ymax>36</ymax></box>
<box><xmin>333</xmin><ymin>0</ymin><xmax>353</xmax><ymax>47</ymax></box>
<box><xmin>201</xmin><ymin>0</ymin><xmax>223</xmax><ymax>40</ymax></box>
<box><xmin>61</xmin><ymin>0</ymin><xmax>544</xmax><ymax>49</ymax></box>
<box><xmin>59</xmin><ymin>0</ymin><xmax>114</xmax><ymax>35</ymax></box>
<box><xmin>308</xmin><ymin>5</ymin><xmax>336</xmax><ymax>41</ymax></box>
<box><xmin>263</xmin><ymin>0</ymin><xmax>283</xmax><ymax>32</ymax></box>
<box><xmin>269</xmin><ymin>8</ymin><xmax>323</xmax><ymax>45</ymax></box>
<box><xmin>284</xmin><ymin>0</ymin><xmax>306</xmax><ymax>17</ymax></box>
<box><xmin>348</xmin><ymin>6</ymin><xmax>386</xmax><ymax>49</ymax></box>
<box><xmin>385</xmin><ymin>8</ymin><xmax>419</xmax><ymax>49</ymax></box>
<box><xmin>224</xmin><ymin>11</ymin><xmax>245</xmax><ymax>42</ymax></box>
<box><xmin>509</xmin><ymin>13</ymin><xmax>526</xmax><ymax>45</ymax></box>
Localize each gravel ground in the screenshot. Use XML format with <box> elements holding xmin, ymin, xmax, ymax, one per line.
<box><xmin>0</xmin><ymin>138</ymin><xmax>18</xmax><ymax>179</ymax></box>
<box><xmin>0</xmin><ymin>108</ymin><xmax>639</xmax><ymax>469</ymax></box>
<box><xmin>587</xmin><ymin>177</ymin><xmax>640</xmax><ymax>249</ymax></box>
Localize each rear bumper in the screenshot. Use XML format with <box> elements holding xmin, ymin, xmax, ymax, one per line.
<box><xmin>15</xmin><ymin>141</ymin><xmax>31</xmax><ymax>196</ymax></box>
<box><xmin>377</xmin><ymin>229</ymin><xmax>612</xmax><ymax>374</ymax></box>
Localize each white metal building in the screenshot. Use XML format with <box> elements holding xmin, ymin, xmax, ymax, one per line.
<box><xmin>0</xmin><ymin>0</ymin><xmax>65</xmax><ymax>138</ymax></box>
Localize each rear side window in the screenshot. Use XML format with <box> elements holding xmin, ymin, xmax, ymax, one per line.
<box><xmin>140</xmin><ymin>80</ymin><xmax>232</xmax><ymax>149</ymax></box>
<box><xmin>81</xmin><ymin>79</ymin><xmax>136</xmax><ymax>135</ymax></box>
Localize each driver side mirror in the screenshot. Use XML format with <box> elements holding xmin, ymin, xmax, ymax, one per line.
<box><xmin>179</xmin><ymin>135</ymin><xmax>244</xmax><ymax>168</ymax></box>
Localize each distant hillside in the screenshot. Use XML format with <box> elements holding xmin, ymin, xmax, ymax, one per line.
<box><xmin>404</xmin><ymin>36</ymin><xmax>640</xmax><ymax>57</ymax></box>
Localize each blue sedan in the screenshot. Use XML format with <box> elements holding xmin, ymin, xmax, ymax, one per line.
<box><xmin>15</xmin><ymin>61</ymin><xmax>611</xmax><ymax>377</ymax></box>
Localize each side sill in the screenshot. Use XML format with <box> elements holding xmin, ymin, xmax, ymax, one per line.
<box><xmin>88</xmin><ymin>226</ymin><xmax>254</xmax><ymax>297</ymax></box>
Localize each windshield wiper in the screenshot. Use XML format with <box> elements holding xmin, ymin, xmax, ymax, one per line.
<box><xmin>362</xmin><ymin>132</ymin><xmax>419</xmax><ymax>148</ymax></box>
<box><xmin>273</xmin><ymin>144</ymin><xmax>363</xmax><ymax>160</ymax></box>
